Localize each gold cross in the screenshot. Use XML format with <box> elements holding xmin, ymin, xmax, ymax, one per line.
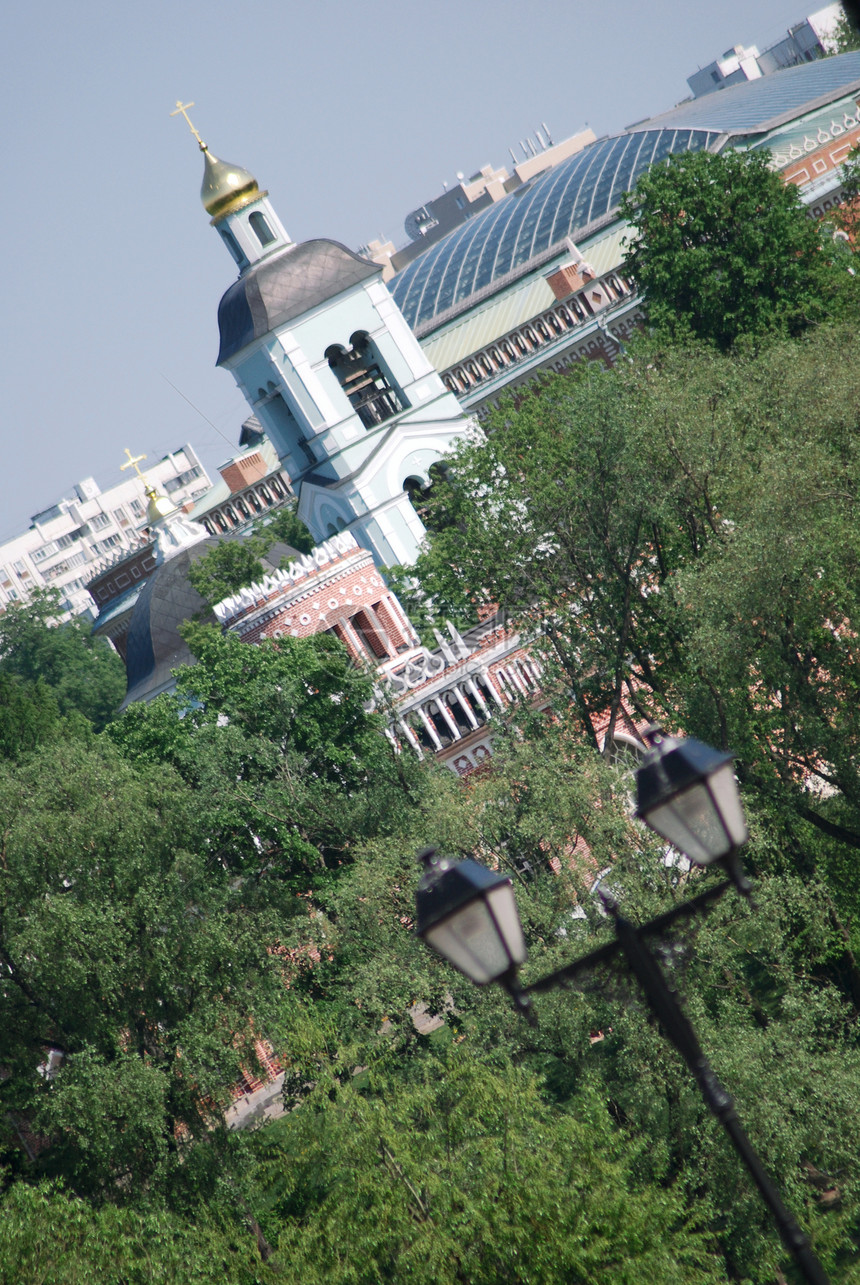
<box><xmin>120</xmin><ymin>448</ymin><xmax>148</xmax><ymax>480</ymax></box>
<box><xmin>171</xmin><ymin>100</ymin><xmax>205</xmax><ymax>149</ymax></box>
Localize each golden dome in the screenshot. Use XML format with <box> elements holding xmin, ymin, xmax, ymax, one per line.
<box><xmin>145</xmin><ymin>486</ymin><xmax>178</xmax><ymax>525</ymax></box>
<box><xmin>200</xmin><ymin>146</ymin><xmax>267</xmax><ymax>223</ymax></box>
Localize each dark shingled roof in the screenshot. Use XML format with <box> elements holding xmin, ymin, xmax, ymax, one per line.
<box><xmin>217</xmin><ymin>239</ymin><xmax>381</xmax><ymax>364</ymax></box>
<box><xmin>121</xmin><ymin>542</ymin><xmax>218</xmax><ymax>709</ymax></box>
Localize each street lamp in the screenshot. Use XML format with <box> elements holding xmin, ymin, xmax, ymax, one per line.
<box><xmin>634</xmin><ymin>724</ymin><xmax>748</xmax><ymax>866</ymax></box>
<box><xmin>414</xmin><ymin>848</ymin><xmax>527</xmax><ymax>986</ymax></box>
<box><xmin>414</xmin><ymin>848</ymin><xmax>534</xmax><ymax>1021</ymax></box>
<box><xmin>414</xmin><ymin>730</ymin><xmax>830</xmax><ymax>1285</ymax></box>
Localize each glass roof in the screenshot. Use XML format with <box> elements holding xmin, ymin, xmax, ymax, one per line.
<box><xmin>627</xmin><ymin>50</ymin><xmax>860</xmax><ymax>137</ymax></box>
<box><xmin>391</xmin><ymin>128</ymin><xmax>719</xmax><ymax>331</ymax></box>
<box><xmin>391</xmin><ymin>53</ymin><xmax>860</xmax><ymax>335</ymax></box>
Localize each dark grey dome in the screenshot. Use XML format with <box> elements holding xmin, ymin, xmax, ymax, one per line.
<box><xmin>217</xmin><ymin>239</ymin><xmax>381</xmax><ymax>364</ymax></box>
<box><xmin>121</xmin><ymin>542</ymin><xmax>218</xmax><ymax>709</ymax></box>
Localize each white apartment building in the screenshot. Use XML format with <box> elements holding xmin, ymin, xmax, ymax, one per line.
<box><xmin>687</xmin><ymin>4</ymin><xmax>844</xmax><ymax>98</ymax></box>
<box><xmin>0</xmin><ymin>445</ymin><xmax>211</xmax><ymax>621</ymax></box>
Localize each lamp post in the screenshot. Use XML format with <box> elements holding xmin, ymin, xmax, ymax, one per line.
<box><xmin>414</xmin><ymin>727</ymin><xmax>830</xmax><ymax>1285</ymax></box>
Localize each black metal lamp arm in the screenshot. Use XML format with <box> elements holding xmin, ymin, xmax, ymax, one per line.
<box><xmin>512</xmin><ymin>881</ymin><xmax>830</xmax><ymax>1285</ymax></box>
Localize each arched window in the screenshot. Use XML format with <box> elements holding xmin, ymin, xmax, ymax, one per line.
<box><xmin>326</xmin><ymin>332</ymin><xmax>405</xmax><ymax>429</ymax></box>
<box><xmin>444</xmin><ymin>374</ymin><xmax>458</xmax><ymax>394</ymax></box>
<box><xmin>249</xmin><ymin>211</ymin><xmax>276</xmax><ymax>247</ymax></box>
<box><xmin>374</xmin><ymin>598</ymin><xmax>409</xmax><ymax>653</ymax></box>
<box><xmin>351</xmin><ymin>608</ymin><xmax>390</xmax><ymax>659</ymax></box>
<box><xmin>604</xmin><ymin>733</ymin><xmax>646</xmax><ymax>773</ymax></box>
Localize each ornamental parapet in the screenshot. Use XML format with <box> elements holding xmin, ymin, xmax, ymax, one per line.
<box><xmin>213</xmin><ymin>532</ymin><xmax>362</xmax><ymax>627</ymax></box>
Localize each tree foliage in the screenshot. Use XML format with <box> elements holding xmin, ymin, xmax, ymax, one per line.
<box><xmin>619</xmin><ymin>148</ymin><xmax>841</xmax><ymax>349</ymax></box>
<box><xmin>187</xmin><ymin>504</ymin><xmax>314</xmax><ymax>605</ymax></box>
<box><xmin>250</xmin><ymin>1054</ymin><xmax>724</xmax><ymax>1285</ymax></box>
<box><xmin>833</xmin><ymin>9</ymin><xmax>860</xmax><ymax>53</ymax></box>
<box><xmin>108</xmin><ymin>624</ymin><xmax>430</xmax><ymax>895</ymax></box>
<box><xmin>405</xmin><ymin>333</ymin><xmax>860</xmax><ymax>874</ymax></box>
<box><xmin>0</xmin><ymin>739</ymin><xmax>300</xmax><ymax>1203</ymax></box>
<box><xmin>5</xmin><ymin>276</ymin><xmax>860</xmax><ymax>1279</ymax></box>
<box><xmin>0</xmin><ymin>590</ymin><xmax>125</xmax><ymax>730</ymax></box>
<box><xmin>0</xmin><ymin>1180</ymin><xmax>277</xmax><ymax>1285</ymax></box>
<box><xmin>186</xmin><ymin>538</ymin><xmax>267</xmax><ymax>606</ymax></box>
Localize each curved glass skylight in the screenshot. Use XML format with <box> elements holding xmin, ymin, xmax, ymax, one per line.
<box><xmin>391</xmin><ymin>128</ymin><xmax>719</xmax><ymax>330</ymax></box>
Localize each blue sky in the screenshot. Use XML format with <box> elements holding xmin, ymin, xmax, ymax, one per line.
<box><xmin>0</xmin><ymin>0</ymin><xmax>821</xmax><ymax>538</ymax></box>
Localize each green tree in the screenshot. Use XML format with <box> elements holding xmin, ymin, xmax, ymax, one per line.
<box><xmin>833</xmin><ymin>9</ymin><xmax>860</xmax><ymax>53</ymax></box>
<box><xmin>0</xmin><ymin>590</ymin><xmax>125</xmax><ymax>730</ymax></box>
<box><xmin>259</xmin><ymin>720</ymin><xmax>860</xmax><ymax>1282</ymax></box>
<box><xmin>0</xmin><ymin>1180</ymin><xmax>276</xmax><ymax>1284</ymax></box>
<box><xmin>187</xmin><ymin>504</ymin><xmax>314</xmax><ymax>605</ymax></box>
<box><xmin>186</xmin><ymin>538</ymin><xmax>266</xmax><ymax>605</ymax></box>
<box><xmin>0</xmin><ymin>674</ymin><xmax>67</xmax><ymax>759</ymax></box>
<box><xmin>405</xmin><ymin>333</ymin><xmax>860</xmax><ymax>866</ymax></box>
<box><xmin>109</xmin><ymin>624</ymin><xmax>431</xmax><ymax>895</ymax></box>
<box><xmin>249</xmin><ymin>1054</ymin><xmax>724</xmax><ymax>1285</ymax></box>
<box><xmin>257</xmin><ymin>503</ymin><xmax>314</xmax><ymax>555</ymax></box>
<box><xmin>0</xmin><ymin>739</ymin><xmax>302</xmax><ymax>1200</ymax></box>
<box><xmin>829</xmin><ymin>140</ymin><xmax>860</xmax><ymax>245</ymax></box>
<box><xmin>619</xmin><ymin>148</ymin><xmax>839</xmax><ymax>349</ymax></box>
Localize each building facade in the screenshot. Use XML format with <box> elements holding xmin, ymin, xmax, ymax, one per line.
<box><xmin>209</xmin><ymin>530</ymin><xmax>541</xmax><ymax>773</ymax></box>
<box><xmin>188</xmin><ymin>423</ymin><xmax>294</xmax><ymax>537</ymax></box>
<box><xmin>0</xmin><ymin>446</ymin><xmax>210</xmax><ymax>621</ymax></box>
<box><xmin>687</xmin><ymin>4</ymin><xmax>843</xmax><ymax>98</ymax></box>
<box><xmin>89</xmin><ymin>429</ymin><xmax>297</xmax><ymax>670</ymax></box>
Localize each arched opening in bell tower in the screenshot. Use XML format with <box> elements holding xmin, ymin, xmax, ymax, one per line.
<box><xmin>325</xmin><ymin>332</ymin><xmax>405</xmax><ymax>429</ymax></box>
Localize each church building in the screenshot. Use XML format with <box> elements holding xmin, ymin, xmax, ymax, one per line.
<box><xmin>176</xmin><ymin>104</ymin><xmax>473</xmax><ymax>570</ymax></box>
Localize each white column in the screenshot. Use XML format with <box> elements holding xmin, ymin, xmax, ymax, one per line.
<box><xmin>453</xmin><ymin>685</ymin><xmax>480</xmax><ymax>729</ymax></box>
<box><xmin>396</xmin><ymin>717</ymin><xmax>424</xmax><ymax>760</ymax></box>
<box><xmin>466</xmin><ymin>676</ymin><xmax>494</xmax><ymax>717</ymax></box>
<box><xmin>434</xmin><ymin>697</ymin><xmax>462</xmax><ymax>742</ymax></box>
<box><xmin>481</xmin><ymin>669</ymin><xmax>507</xmax><ymax>709</ymax></box>
<box><xmin>502</xmin><ymin>664</ymin><xmax>529</xmax><ymax>697</ymax></box>
<box><xmin>416</xmin><ymin>705</ymin><xmax>443</xmax><ymax>751</ymax></box>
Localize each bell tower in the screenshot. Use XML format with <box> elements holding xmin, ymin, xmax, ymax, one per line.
<box><xmin>175</xmin><ymin>103</ymin><xmax>473</xmax><ymax>569</ymax></box>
